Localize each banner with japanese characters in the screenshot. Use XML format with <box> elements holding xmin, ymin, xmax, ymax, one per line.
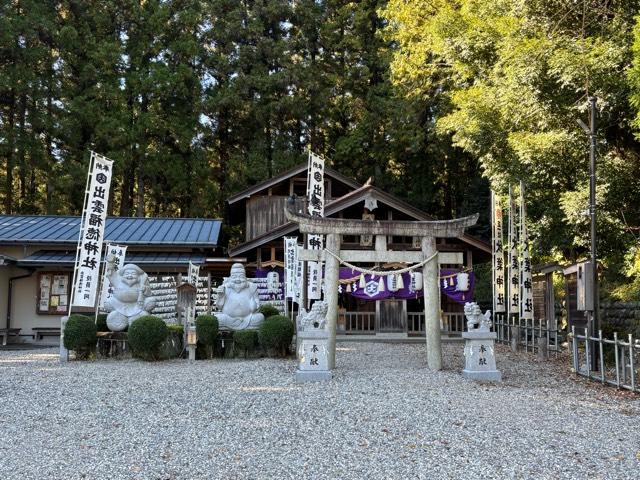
<box><xmin>519</xmin><ymin>182</ymin><xmax>534</xmax><ymax>320</ymax></box>
<box><xmin>98</xmin><ymin>244</ymin><xmax>127</xmax><ymax>310</ymax></box>
<box><xmin>72</xmin><ymin>152</ymin><xmax>113</xmax><ymax>307</ymax></box>
<box><xmin>491</xmin><ymin>191</ymin><xmax>506</xmax><ymax>313</ymax></box>
<box><xmin>307</xmin><ymin>151</ymin><xmax>325</xmax><ymax>300</ymax></box>
<box><xmin>187</xmin><ymin>261</ymin><xmax>200</xmax><ymax>287</ymax></box>
<box><xmin>507</xmin><ymin>185</ymin><xmax>519</xmax><ymax>315</ymax></box>
<box><xmin>295</xmin><ymin>245</ymin><xmax>304</xmax><ymax>304</ymax></box>
<box><xmin>284</xmin><ymin>237</ymin><xmax>298</xmax><ymax>299</ymax></box>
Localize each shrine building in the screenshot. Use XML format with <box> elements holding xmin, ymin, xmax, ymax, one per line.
<box><xmin>226</xmin><ymin>163</ymin><xmax>491</xmax><ymax>337</ymax></box>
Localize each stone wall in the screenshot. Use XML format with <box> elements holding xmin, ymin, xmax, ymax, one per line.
<box><xmin>600</xmin><ymin>301</ymin><xmax>640</xmax><ymax>338</ymax></box>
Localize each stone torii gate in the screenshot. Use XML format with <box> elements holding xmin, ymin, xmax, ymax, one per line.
<box><xmin>285</xmin><ymin>202</ymin><xmax>478</xmax><ymax>370</ymax></box>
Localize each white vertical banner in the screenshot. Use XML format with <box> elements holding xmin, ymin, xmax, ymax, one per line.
<box><xmin>491</xmin><ymin>191</ymin><xmax>506</xmax><ymax>313</ymax></box>
<box><xmin>519</xmin><ymin>181</ymin><xmax>534</xmax><ymax>320</ymax></box>
<box><xmin>72</xmin><ymin>152</ymin><xmax>114</xmax><ymax>307</ymax></box>
<box><xmin>307</xmin><ymin>150</ymin><xmax>325</xmax><ymax>300</ymax></box>
<box><xmin>284</xmin><ymin>237</ymin><xmax>298</xmax><ymax>299</ymax></box>
<box><xmin>188</xmin><ymin>261</ymin><xmax>200</xmax><ymax>286</ymax></box>
<box><xmin>507</xmin><ymin>185</ymin><xmax>519</xmax><ymax>315</ymax></box>
<box><xmin>98</xmin><ymin>244</ymin><xmax>127</xmax><ymax>310</ymax></box>
<box><xmin>295</xmin><ymin>245</ymin><xmax>304</xmax><ymax>304</ymax></box>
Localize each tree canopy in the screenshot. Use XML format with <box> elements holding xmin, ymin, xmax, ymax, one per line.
<box><xmin>3</xmin><ymin>0</ymin><xmax>640</xmax><ymax>296</ymax></box>
<box><xmin>383</xmin><ymin>0</ymin><xmax>640</xmax><ymax>297</ymax></box>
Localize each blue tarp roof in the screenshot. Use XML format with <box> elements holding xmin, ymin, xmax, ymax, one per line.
<box><xmin>0</xmin><ymin>215</ymin><xmax>221</xmax><ymax>246</ymax></box>
<box><xmin>17</xmin><ymin>250</ymin><xmax>206</xmax><ymax>267</ymax></box>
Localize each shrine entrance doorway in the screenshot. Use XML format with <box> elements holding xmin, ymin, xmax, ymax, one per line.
<box><xmin>378</xmin><ymin>299</ymin><xmax>406</xmax><ymax>333</ymax></box>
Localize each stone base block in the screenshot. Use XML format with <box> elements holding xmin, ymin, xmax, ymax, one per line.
<box><xmin>462</xmin><ymin>369</ymin><xmax>502</xmax><ymax>382</ymax></box>
<box><xmin>295</xmin><ymin>370</ymin><xmax>333</xmax><ymax>383</ymax></box>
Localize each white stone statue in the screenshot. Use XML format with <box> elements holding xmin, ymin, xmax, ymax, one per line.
<box><xmin>216</xmin><ymin>263</ymin><xmax>265</xmax><ymax>330</ymax></box>
<box><xmin>104</xmin><ymin>256</ymin><xmax>156</xmax><ymax>331</ymax></box>
<box><xmin>464</xmin><ymin>302</ymin><xmax>492</xmax><ymax>332</ymax></box>
<box><xmin>297</xmin><ymin>301</ymin><xmax>328</xmax><ymax>332</ymax></box>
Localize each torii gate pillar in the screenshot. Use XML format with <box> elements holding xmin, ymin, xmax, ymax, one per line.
<box><xmin>324</xmin><ymin>233</ymin><xmax>340</xmax><ymax>369</ymax></box>
<box><xmin>422</xmin><ymin>236</ymin><xmax>441</xmax><ymax>370</ymax></box>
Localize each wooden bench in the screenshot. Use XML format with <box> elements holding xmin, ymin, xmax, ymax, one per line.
<box><xmin>0</xmin><ymin>328</ymin><xmax>21</xmax><ymax>346</ymax></box>
<box><xmin>32</xmin><ymin>327</ymin><xmax>61</xmax><ymax>341</ymax></box>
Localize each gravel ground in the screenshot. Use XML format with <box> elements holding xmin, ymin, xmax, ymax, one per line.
<box><xmin>0</xmin><ymin>342</ymin><xmax>639</xmax><ymax>480</ymax></box>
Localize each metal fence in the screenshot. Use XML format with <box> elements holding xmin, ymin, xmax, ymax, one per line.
<box><xmin>570</xmin><ymin>326</ymin><xmax>640</xmax><ymax>393</ymax></box>
<box><xmin>494</xmin><ymin>314</ymin><xmax>565</xmax><ymax>356</ymax></box>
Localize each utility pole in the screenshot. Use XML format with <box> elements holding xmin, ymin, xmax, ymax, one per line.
<box><xmin>578</xmin><ymin>97</ymin><xmax>598</xmax><ymax>370</ymax></box>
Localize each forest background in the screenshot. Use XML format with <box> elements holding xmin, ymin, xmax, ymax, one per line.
<box><xmin>3</xmin><ymin>0</ymin><xmax>640</xmax><ymax>299</ymax></box>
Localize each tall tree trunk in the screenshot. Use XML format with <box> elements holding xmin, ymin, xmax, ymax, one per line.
<box><xmin>135</xmin><ymin>95</ymin><xmax>148</xmax><ymax>217</ymax></box>
<box><xmin>17</xmin><ymin>92</ymin><xmax>27</xmax><ymax>210</ymax></box>
<box><xmin>217</xmin><ymin>104</ymin><xmax>230</xmax><ymax>214</ymax></box>
<box><xmin>4</xmin><ymin>90</ymin><xmax>16</xmax><ymax>214</ymax></box>
<box><xmin>266</xmin><ymin>122</ymin><xmax>273</xmax><ymax>178</ymax></box>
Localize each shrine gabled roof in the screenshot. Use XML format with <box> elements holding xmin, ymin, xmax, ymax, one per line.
<box><xmin>226</xmin><ymin>162</ymin><xmax>361</xmax><ymax>204</ymax></box>
<box><xmin>228</xmin><ymin>184</ymin><xmax>491</xmax><ymax>256</ymax></box>
<box><xmin>0</xmin><ymin>215</ymin><xmax>221</xmax><ymax>247</ymax></box>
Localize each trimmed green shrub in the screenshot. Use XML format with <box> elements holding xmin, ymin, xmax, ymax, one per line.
<box><xmin>128</xmin><ymin>316</ymin><xmax>168</xmax><ymax>361</ymax></box>
<box><xmin>96</xmin><ymin>313</ymin><xmax>108</xmax><ymax>332</ymax></box>
<box><xmin>258</xmin><ymin>315</ymin><xmax>294</xmax><ymax>357</ymax></box>
<box><xmin>196</xmin><ymin>315</ymin><xmax>219</xmax><ymax>359</ymax></box>
<box><xmin>167</xmin><ymin>323</ymin><xmax>184</xmax><ymax>336</ymax></box>
<box><xmin>233</xmin><ymin>329</ymin><xmax>259</xmax><ymax>358</ymax></box>
<box><xmin>259</xmin><ymin>304</ymin><xmax>280</xmax><ymax>319</ymax></box>
<box><xmin>63</xmin><ymin>314</ymin><xmax>97</xmax><ymax>360</ymax></box>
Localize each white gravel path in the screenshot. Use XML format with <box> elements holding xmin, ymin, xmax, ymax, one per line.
<box><xmin>0</xmin><ymin>342</ymin><xmax>638</xmax><ymax>480</ymax></box>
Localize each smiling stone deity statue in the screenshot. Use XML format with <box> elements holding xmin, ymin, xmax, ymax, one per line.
<box><xmin>104</xmin><ymin>255</ymin><xmax>157</xmax><ymax>331</ymax></box>
<box><xmin>216</xmin><ymin>263</ymin><xmax>265</xmax><ymax>330</ymax></box>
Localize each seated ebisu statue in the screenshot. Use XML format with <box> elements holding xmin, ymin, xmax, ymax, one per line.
<box><xmin>216</xmin><ymin>263</ymin><xmax>265</xmax><ymax>330</ymax></box>
<box><xmin>104</xmin><ymin>254</ymin><xmax>157</xmax><ymax>332</ymax></box>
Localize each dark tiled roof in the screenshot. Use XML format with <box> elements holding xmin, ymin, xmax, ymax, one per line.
<box><xmin>17</xmin><ymin>250</ymin><xmax>206</xmax><ymax>267</ymax></box>
<box><xmin>0</xmin><ymin>215</ymin><xmax>221</xmax><ymax>246</ymax></box>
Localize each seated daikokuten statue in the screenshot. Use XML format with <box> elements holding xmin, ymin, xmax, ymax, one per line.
<box><xmin>216</xmin><ymin>263</ymin><xmax>265</xmax><ymax>330</ymax></box>
<box><xmin>104</xmin><ymin>255</ymin><xmax>157</xmax><ymax>331</ymax></box>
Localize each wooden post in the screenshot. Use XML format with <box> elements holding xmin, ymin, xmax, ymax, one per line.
<box><xmin>325</xmin><ymin>233</ymin><xmax>340</xmax><ymax>369</ymax></box>
<box><xmin>422</xmin><ymin>236</ymin><xmax>441</xmax><ymax>370</ymax></box>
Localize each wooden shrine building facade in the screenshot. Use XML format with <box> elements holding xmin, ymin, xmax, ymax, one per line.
<box><xmin>226</xmin><ymin>163</ymin><xmax>491</xmax><ymax>337</ymax></box>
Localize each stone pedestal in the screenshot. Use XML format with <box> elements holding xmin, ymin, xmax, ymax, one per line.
<box><xmin>462</xmin><ymin>330</ymin><xmax>501</xmax><ymax>382</ymax></box>
<box><xmin>296</xmin><ymin>329</ymin><xmax>332</xmax><ymax>382</ymax></box>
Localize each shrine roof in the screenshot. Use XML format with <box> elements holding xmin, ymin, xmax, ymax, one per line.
<box><xmin>226</xmin><ymin>162</ymin><xmax>361</xmax><ymax>204</ymax></box>
<box><xmin>0</xmin><ymin>215</ymin><xmax>221</xmax><ymax>247</ymax></box>
<box><xmin>228</xmin><ymin>184</ymin><xmax>491</xmax><ymax>256</ymax></box>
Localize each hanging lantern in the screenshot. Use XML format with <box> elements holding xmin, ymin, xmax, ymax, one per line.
<box><xmin>359</xmin><ymin>273</ymin><xmax>366</xmax><ymax>289</ymax></box>
<box><xmin>267</xmin><ymin>271</ymin><xmax>280</xmax><ymax>294</ymax></box>
<box><xmin>387</xmin><ymin>274</ymin><xmax>399</xmax><ymax>292</ymax></box>
<box><xmin>410</xmin><ymin>272</ymin><xmax>423</xmax><ymax>292</ymax></box>
<box><xmin>456</xmin><ymin>272</ymin><xmax>470</xmax><ymax>292</ymax></box>
<box><xmin>377</xmin><ymin>277</ymin><xmax>386</xmax><ymax>292</ymax></box>
<box><xmin>397</xmin><ymin>273</ymin><xmax>405</xmax><ymax>290</ymax></box>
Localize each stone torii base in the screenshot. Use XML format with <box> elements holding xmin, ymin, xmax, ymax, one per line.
<box><xmin>285</xmin><ymin>203</ymin><xmax>478</xmax><ymax>371</ymax></box>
